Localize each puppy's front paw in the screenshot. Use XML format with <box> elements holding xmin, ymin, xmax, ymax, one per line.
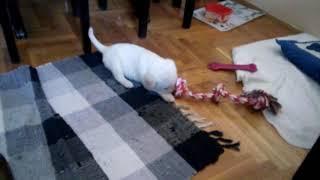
<box><xmin>123</xmin><ymin>81</ymin><xmax>134</xmax><ymax>88</ymax></box>
<box><xmin>161</xmin><ymin>94</ymin><xmax>175</xmax><ymax>102</ymax></box>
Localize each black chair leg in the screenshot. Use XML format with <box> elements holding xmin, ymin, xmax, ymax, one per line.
<box><xmin>98</xmin><ymin>0</ymin><xmax>107</xmax><ymax>10</ymax></box>
<box><xmin>172</xmin><ymin>0</ymin><xmax>181</xmax><ymax>8</ymax></box>
<box><xmin>182</xmin><ymin>0</ymin><xmax>195</xmax><ymax>28</ymax></box>
<box><xmin>138</xmin><ymin>0</ymin><xmax>150</xmax><ymax>38</ymax></box>
<box><xmin>0</xmin><ymin>0</ymin><xmax>20</xmax><ymax>63</ymax></box>
<box><xmin>7</xmin><ymin>0</ymin><xmax>27</xmax><ymax>39</ymax></box>
<box><xmin>70</xmin><ymin>0</ymin><xmax>80</xmax><ymax>16</ymax></box>
<box><xmin>79</xmin><ymin>0</ymin><xmax>91</xmax><ymax>54</ymax></box>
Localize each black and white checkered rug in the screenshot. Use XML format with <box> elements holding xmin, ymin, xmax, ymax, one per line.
<box><xmin>0</xmin><ymin>52</ymin><xmax>239</xmax><ymax>179</ymax></box>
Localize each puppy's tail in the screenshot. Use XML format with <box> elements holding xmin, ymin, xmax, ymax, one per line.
<box><xmin>88</xmin><ymin>27</ymin><xmax>108</xmax><ymax>52</ymax></box>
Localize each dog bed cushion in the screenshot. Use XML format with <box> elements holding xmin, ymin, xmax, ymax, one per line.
<box><xmin>232</xmin><ymin>33</ymin><xmax>320</xmax><ymax>149</ymax></box>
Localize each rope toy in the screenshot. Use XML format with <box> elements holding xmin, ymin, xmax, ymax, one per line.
<box><xmin>174</xmin><ymin>78</ymin><xmax>281</xmax><ymax>114</ymax></box>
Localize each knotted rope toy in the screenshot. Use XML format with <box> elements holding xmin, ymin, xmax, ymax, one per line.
<box><xmin>174</xmin><ymin>78</ymin><xmax>281</xmax><ymax>114</ymax></box>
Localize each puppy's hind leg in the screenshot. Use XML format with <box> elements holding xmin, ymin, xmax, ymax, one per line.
<box><xmin>111</xmin><ymin>63</ymin><xmax>134</xmax><ymax>88</ymax></box>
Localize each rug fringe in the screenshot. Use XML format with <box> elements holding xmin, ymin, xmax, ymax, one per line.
<box><xmin>175</xmin><ymin>105</ymin><xmax>190</xmax><ymax>110</ymax></box>
<box><xmin>196</xmin><ymin>122</ymin><xmax>214</xmax><ymax>129</ymax></box>
<box><xmin>175</xmin><ymin>104</ymin><xmax>240</xmax><ymax>151</ymax></box>
<box><xmin>175</xmin><ymin>104</ymin><xmax>214</xmax><ymax>129</ymax></box>
<box><xmin>176</xmin><ymin>105</ymin><xmax>214</xmax><ymax>130</ymax></box>
<box><xmin>209</xmin><ymin>130</ymin><xmax>240</xmax><ymax>151</ymax></box>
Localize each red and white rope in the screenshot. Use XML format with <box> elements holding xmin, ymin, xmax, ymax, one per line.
<box><xmin>174</xmin><ymin>77</ymin><xmax>280</xmax><ymax>113</ymax></box>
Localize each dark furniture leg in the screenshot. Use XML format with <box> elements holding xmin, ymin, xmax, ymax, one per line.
<box><xmin>182</xmin><ymin>0</ymin><xmax>195</xmax><ymax>28</ymax></box>
<box><xmin>172</xmin><ymin>0</ymin><xmax>181</xmax><ymax>8</ymax></box>
<box><xmin>138</xmin><ymin>0</ymin><xmax>150</xmax><ymax>38</ymax></box>
<box><xmin>79</xmin><ymin>0</ymin><xmax>91</xmax><ymax>54</ymax></box>
<box><xmin>7</xmin><ymin>0</ymin><xmax>27</xmax><ymax>39</ymax></box>
<box><xmin>0</xmin><ymin>0</ymin><xmax>20</xmax><ymax>63</ymax></box>
<box><xmin>0</xmin><ymin>154</ymin><xmax>14</xmax><ymax>180</ymax></box>
<box><xmin>98</xmin><ymin>0</ymin><xmax>107</xmax><ymax>10</ymax></box>
<box><xmin>71</xmin><ymin>0</ymin><xmax>80</xmax><ymax>16</ymax></box>
<box><xmin>293</xmin><ymin>136</ymin><xmax>320</xmax><ymax>179</ymax></box>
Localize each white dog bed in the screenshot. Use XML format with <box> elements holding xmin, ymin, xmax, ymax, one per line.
<box><xmin>232</xmin><ymin>33</ymin><xmax>320</xmax><ymax>149</ymax></box>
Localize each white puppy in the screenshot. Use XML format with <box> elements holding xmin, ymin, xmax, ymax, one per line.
<box><xmin>88</xmin><ymin>27</ymin><xmax>177</xmax><ymax>102</ymax></box>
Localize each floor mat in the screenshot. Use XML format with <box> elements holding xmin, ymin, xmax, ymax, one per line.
<box><xmin>0</xmin><ymin>52</ymin><xmax>239</xmax><ymax>179</ymax></box>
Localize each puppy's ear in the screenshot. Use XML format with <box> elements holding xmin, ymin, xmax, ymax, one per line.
<box><xmin>143</xmin><ymin>73</ymin><xmax>156</xmax><ymax>90</ymax></box>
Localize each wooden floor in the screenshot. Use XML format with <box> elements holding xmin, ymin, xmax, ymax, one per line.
<box><xmin>0</xmin><ymin>0</ymin><xmax>307</xmax><ymax>179</ymax></box>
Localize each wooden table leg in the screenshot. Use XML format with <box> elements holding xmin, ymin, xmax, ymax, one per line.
<box><xmin>7</xmin><ymin>0</ymin><xmax>27</xmax><ymax>39</ymax></box>
<box><xmin>79</xmin><ymin>0</ymin><xmax>91</xmax><ymax>54</ymax></box>
<box><xmin>98</xmin><ymin>0</ymin><xmax>107</xmax><ymax>10</ymax></box>
<box><xmin>138</xmin><ymin>0</ymin><xmax>150</xmax><ymax>38</ymax></box>
<box><xmin>0</xmin><ymin>0</ymin><xmax>20</xmax><ymax>63</ymax></box>
<box><xmin>182</xmin><ymin>0</ymin><xmax>195</xmax><ymax>28</ymax></box>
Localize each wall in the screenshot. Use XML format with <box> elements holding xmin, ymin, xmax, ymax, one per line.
<box><xmin>246</xmin><ymin>0</ymin><xmax>320</xmax><ymax>37</ymax></box>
